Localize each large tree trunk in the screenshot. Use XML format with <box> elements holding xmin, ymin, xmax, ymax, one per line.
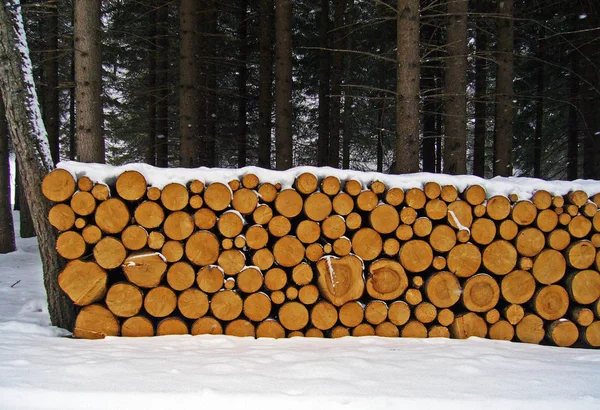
<box><xmin>493</xmin><ymin>0</ymin><xmax>514</xmax><ymax>176</ymax></box>
<box><xmin>394</xmin><ymin>0</ymin><xmax>420</xmax><ymax>174</ymax></box>
<box><xmin>18</xmin><ymin>166</ymin><xmax>35</xmax><ymax>238</ymax></box>
<box><xmin>237</xmin><ymin>0</ymin><xmax>248</xmax><ymax>167</ymax></box>
<box><xmin>146</xmin><ymin>1</ymin><xmax>157</xmax><ymax>166</ymax></box>
<box><xmin>0</xmin><ymin>98</ymin><xmax>16</xmax><ymax>254</ymax></box>
<box><xmin>275</xmin><ymin>0</ymin><xmax>293</xmax><ymax>170</ymax></box>
<box><xmin>581</xmin><ymin>9</ymin><xmax>600</xmax><ymax>179</ymax></box>
<box><xmin>534</xmin><ymin>27</ymin><xmax>545</xmax><ymax>179</ymax></box>
<box><xmin>317</xmin><ymin>0</ymin><xmax>330</xmax><ymax>167</ymax></box>
<box><xmin>179</xmin><ymin>0</ymin><xmax>201</xmax><ymax>167</ymax></box>
<box><xmin>473</xmin><ymin>19</ymin><xmax>488</xmax><ymax>178</ymax></box>
<box><xmin>0</xmin><ymin>0</ymin><xmax>76</xmax><ymax>330</ymax></box>
<box><xmin>43</xmin><ymin>0</ymin><xmax>59</xmax><ymax>165</ymax></box>
<box><xmin>155</xmin><ymin>0</ymin><xmax>169</xmax><ymax>168</ymax></box>
<box><xmin>74</xmin><ymin>0</ymin><xmax>104</xmax><ymax>163</ymax></box>
<box><xmin>342</xmin><ymin>0</ymin><xmax>354</xmax><ymax>169</ymax></box>
<box><xmin>258</xmin><ymin>0</ymin><xmax>273</xmax><ymax>168</ymax></box>
<box><xmin>443</xmin><ymin>0</ymin><xmax>468</xmax><ymax>175</ymax></box>
<box><xmin>329</xmin><ymin>0</ymin><xmax>345</xmax><ymax>168</ymax></box>
<box><xmin>205</xmin><ymin>0</ymin><xmax>218</xmax><ymax>167</ymax></box>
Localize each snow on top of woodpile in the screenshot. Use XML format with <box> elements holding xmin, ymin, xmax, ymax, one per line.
<box><xmin>58</xmin><ymin>161</ymin><xmax>600</xmax><ymax>200</ymax></box>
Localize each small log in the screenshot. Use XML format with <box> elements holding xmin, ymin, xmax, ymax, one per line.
<box><xmin>593</xmin><ymin>233</ymin><xmax>600</xmax><ymax>247</ymax></box>
<box><xmin>351</xmin><ymin>323</ymin><xmax>375</xmax><ymax>337</ymax></box>
<box><xmin>234</xmin><ymin>235</ymin><xmax>245</xmax><ymax>248</ymax></box>
<box><xmin>316</xmin><ymin>255</ymin><xmax>364</xmax><ymax>306</ymax></box>
<box><xmin>240</xmin><ymin>173</ymin><xmax>259</xmax><ymax>189</ymax></box>
<box><xmin>383</xmin><ymin>238</ymin><xmax>400</xmax><ymax>256</ymax></box>
<box><xmin>160</xmin><ymin>183</ymin><xmax>189</xmax><ymax>212</ymax></box>
<box><xmin>463</xmin><ymin>185</ymin><xmax>486</xmax><ymax>206</ymax></box>
<box><xmin>536</xmin><ymin>209</ymin><xmax>558</xmax><ymax>232</ymax></box>
<box><xmin>499</xmin><ymin>219</ymin><xmax>518</xmax><ymax>240</ymax></box>
<box><xmin>345</xmin><ymin>212</ymin><xmax>362</xmax><ymax>230</ymax></box>
<box><xmin>532</xmin><ymin>190</ymin><xmax>552</xmax><ymax>210</ymax></box>
<box><xmin>73</xmin><ymin>304</ymin><xmax>120</xmax><ymax>339</ymax></box>
<box><xmin>185</xmin><ymin>231</ymin><xmax>220</xmax><ymax>266</ymax></box>
<box><xmin>568</xmin><ymin>215</ymin><xmax>592</xmax><ymax>238</ymax></box>
<box><xmin>243</xmin><ymin>292</ymin><xmax>272</xmax><ymax>322</ymax></box>
<box><xmin>189</xmin><ymin>179</ymin><xmax>204</xmax><ymax>194</ymax></box>
<box><xmin>275</xmin><ymin>189</ymin><xmax>304</xmax><ymax>218</ymax></box>
<box><xmin>115</xmin><ymin>170</ymin><xmax>147</xmax><ymax>201</ymax></box>
<box><xmin>279</xmin><ymin>301</ymin><xmax>309</xmax><ymax>330</ymax></box>
<box><xmin>121</xmin><ymin>316</ymin><xmax>154</xmax><ymax>337</ymax></box>
<box><xmin>356</xmin><ymin>190</ymin><xmax>378</xmax><ymax>212</ymax></box>
<box><xmin>501</xmin><ymin>270</ymin><xmax>536</xmax><ymax>304</ymax></box>
<box><xmin>273</xmin><ymin>236</ymin><xmax>305</xmax><ymax>267</ymax></box>
<box><xmin>191</xmin><ymin>316</ymin><xmax>223</xmax><ymax>335</ymax></box>
<box><xmin>296</xmin><ymin>220</ymin><xmax>321</xmax><ymax>244</ymax></box>
<box><xmin>511</xmin><ymin>201</ymin><xmax>537</xmax><ymax>226</ymax></box>
<box><xmin>246</xmin><ymin>225</ymin><xmax>269</xmax><ymax>250</ymax></box>
<box><xmin>456</xmin><ymin>228</ymin><xmax>471</xmax><ymax>243</ymax></box>
<box><xmin>547</xmin><ymin>320</ymin><xmax>579</xmax><ymax>347</ymax></box>
<box><xmin>344</xmin><ymin>179</ymin><xmax>362</xmax><ymax>196</ymax></box>
<box><xmin>144</xmin><ymin>286</ymin><xmax>177</xmax><ymax>318</ymax></box>
<box><xmin>428</xmin><ymin>326</ymin><xmax>450</xmax><ymax>338</ymax></box>
<box><xmin>77</xmin><ymin>176</ymin><xmax>93</xmax><ymax>192</ymax></box>
<box><xmin>166</xmin><ymin>261</ymin><xmax>195</xmax><ymax>291</ymax></box>
<box><xmin>322</xmin><ymin>215</ymin><xmax>346</xmax><ymax>239</ymax></box>
<box><xmin>306</xmin><ymin>328</ymin><xmax>325</xmax><ymax>337</ymax></box>
<box><xmin>256</xmin><ymin>320</ymin><xmax>286</xmax><ymax>338</ymax></box>
<box><xmin>364</xmin><ymin>300</ymin><xmax>388</xmax><ymax>325</ymax></box>
<box><xmin>162</xmin><ymin>240</ymin><xmax>184</xmax><ymax>263</ymax></box>
<box><xmin>91</xmin><ymin>183</ymin><xmax>110</xmax><ymax>201</ymax></box>
<box><xmin>339</xmin><ymin>301</ymin><xmax>365</xmax><ymax>327</ymax></box>
<box><xmin>385</xmin><ymin>187</ymin><xmax>405</xmax><ymax>206</ymax></box>
<box><xmin>437</xmin><ymin>308</ymin><xmax>454</xmax><ymax>327</ymax></box>
<box><xmin>295</xmin><ymin>172</ymin><xmax>318</xmax><ymax>195</ymax></box>
<box><xmin>533</xmin><ymin>285</ymin><xmax>569</xmax><ymax>320</ymax></box>
<box><xmin>123</xmin><ymin>251</ymin><xmax>167</xmax><ymax>288</ymax></box>
<box><xmin>253</xmin><ymin>204</ymin><xmax>273</xmax><ymax>225</ymax></box>
<box><xmin>488</xmin><ymin>320</ymin><xmax>514</xmax><ymax>341</ymax></box>
<box><xmin>400</xmin><ymin>207</ymin><xmax>417</xmax><ymax>225</ymax></box>
<box><xmin>157</xmin><ymin>317</ymin><xmax>189</xmax><ymax>336</ymax></box>
<box><xmin>405</xmin><ymin>188</ymin><xmax>426</xmax><ymax>209</ymax></box>
<box><xmin>404</xmin><ymin>288</ymin><xmax>423</xmax><ymax>306</ymax></box>
<box><xmin>178</xmin><ymin>288</ymin><xmax>209</xmax><ymax>319</ymax></box>
<box><xmin>432</xmin><ymin>255</ymin><xmax>446</xmax><ymax>270</ymax></box>
<box><xmin>333</xmin><ymin>236</ymin><xmax>352</xmax><ymax>256</ymax></box>
<box><xmin>321</xmin><ymin>176</ymin><xmax>341</xmax><ymax>196</ymax></box>
<box><xmin>462</xmin><ymin>274</ymin><xmax>500</xmax><ymax>312</ymax></box>
<box><xmin>429</xmin><ymin>225</ymin><xmax>456</xmax><ymax>253</ymax></box>
<box><xmin>225</xmin><ymin>278</ymin><xmax>236</xmax><ymax>290</ymax></box>
<box><xmin>232</xmin><ymin>188</ymin><xmax>258</xmax><ymax>215</ymax></box>
<box><xmin>375</xmin><ymin>322</ymin><xmax>400</xmax><ymax>337</ymax></box>
<box><xmin>298</xmin><ymin>284</ymin><xmax>319</xmax><ymax>305</ymax></box>
<box><xmin>475</xmin><ymin>204</ymin><xmax>487</xmax><ymax>218</ymax></box>
<box><xmin>204</xmin><ymin>182</ymin><xmax>232</xmax><ymax>211</ymax></box>
<box><xmin>366</xmin><ymin>258</ymin><xmax>408</xmax><ymax>300</ymax></box>
<box><xmin>450</xmin><ymin>312</ymin><xmax>487</xmax><ymax>339</ymax></box>
<box><xmin>424</xmin><ymin>198</ymin><xmax>447</xmax><ymax>221</ymax></box>
<box><xmin>95</xmin><ymin>198</ymin><xmax>130</xmax><ymax>234</ymax></box>
<box><xmin>311</xmin><ymin>301</ymin><xmax>338</xmax><ymax>330</ymax></box>
<box><xmin>558</xmin><ymin>213</ymin><xmax>572</xmax><ymax>226</ymax></box>
<box><xmin>120</xmin><ymin>225</ymin><xmax>148</xmax><ymax>251</ymax></box>
<box><xmin>252</xmin><ymin>248</ymin><xmax>274</xmax><ymax>271</ymax></box>
<box><xmin>292</xmin><ymin>263</ymin><xmax>313</xmax><ymax>286</ymax></box>
<box><xmin>194</xmin><ymin>208</ymin><xmax>217</xmax><ymax>230</ymax></box>
<box><xmin>217</xmin><ymin>211</ymin><xmax>244</xmax><ymax>239</ymax></box>
<box><xmin>162</xmin><ymin>211</ymin><xmax>194</xmax><ymax>241</ymax></box>
<box><xmin>447</xmin><ymin>243</ymin><xmax>481</xmax><ymax>278</ymax></box>
<box><xmin>424</xmin><ymin>181</ymin><xmax>441</xmax><ymax>199</ymax></box>
<box><xmin>570</xmin><ymin>306</ymin><xmax>594</xmax><ymax>326</ymax></box>
<box><xmin>134</xmin><ymin>201</ymin><xmax>164</xmax><ymax>229</ymax></box>
<box><xmin>583</xmin><ymin>321</ymin><xmax>600</xmax><ymax>347</ymax></box>
<box><xmin>48</xmin><ymin>203</ymin><xmax>75</xmax><ymax>231</ymax></box>
<box><xmin>82</xmin><ymin>225</ymin><xmax>102</xmax><ymax>244</ymax></box>
<box><xmin>58</xmin><ymin>260</ymin><xmax>107</xmax><ymax>306</ymax></box>
<box><xmin>399</xmin><ymin>239</ymin><xmax>433</xmax><ymax>273</ymax></box>
<box><xmin>74</xmin><ymin>218</ymin><xmax>86</xmax><ymax>229</ymax></box>
<box><xmin>515</xmin><ymin>227</ymin><xmax>545</xmax><ymax>257</ymax></box>
<box><xmin>369</xmin><ymin>204</ymin><xmax>400</xmax><ymax>234</ymax></box>
<box><xmin>531</xmin><ymin>249</ymin><xmax>566</xmax><ymax>285</ymax></box>
<box><xmin>105</xmin><ymin>282</ymin><xmax>143</xmax><ymax>317</ymax></box>
<box><xmin>566</xmin><ymin>270</ymin><xmax>600</xmax><ymax>304</ymax></box>
<box><xmin>218</xmin><ymin>249</ymin><xmax>246</xmax><ymax>275</ymax></box>
<box><xmin>546</xmin><ymin>229</ymin><xmax>571</xmax><ymax>251</ymax></box>
<box><xmin>264</xmin><ymin>267</ymin><xmax>287</xmax><ymax>291</ymax></box>
<box><xmin>424</xmin><ymin>271</ymin><xmax>461</xmax><ymax>308</ymax></box>
<box><xmin>401</xmin><ymin>320</ymin><xmax>428</xmax><ymax>338</ymax></box>
<box><xmin>56</xmin><ymin>231</ymin><xmax>86</xmax><ymax>260</ymax></box>
<box><xmin>565</xmin><ymin>240</ymin><xmax>595</xmax><ymax>269</ymax></box>
<box><xmin>237</xmin><ymin>267</ymin><xmax>264</xmax><ymax>293</ymax></box>
<box><xmin>197</xmin><ymin>265</ymin><xmax>225</xmax><ymax>293</ymax></box>
<box><xmin>515</xmin><ymin>313</ymin><xmax>544</xmax><ymax>344</ymax></box>
<box><xmin>147</xmin><ymin>187</ymin><xmax>161</xmax><ymax>201</ymax></box>
<box><xmin>583</xmin><ymin>202</ymin><xmax>598</xmax><ymax>217</ymax></box>
<box><xmin>257</xmin><ymin>183</ymin><xmax>278</xmax><ymax>202</ymax></box>
<box><xmin>395</xmin><ymin>224</ymin><xmax>413</xmax><ymax>241</ymax></box>
<box><xmin>447</xmin><ymin>200</ymin><xmax>473</xmax><ymax>229</ymax></box>
<box><xmin>70</xmin><ymin>191</ymin><xmax>96</xmax><ymax>216</ymax></box>
<box><xmin>413</xmin><ymin>217</ymin><xmax>432</xmax><ymax>237</ymax></box>
<box><xmin>42</xmin><ymin>168</ymin><xmax>76</xmax><ymax>202</ymax></box>
<box><xmin>482</xmin><ymin>240</ymin><xmax>517</xmax><ymax>275</ymax></box>
<box><xmin>93</xmin><ymin>237</ymin><xmax>126</xmax><ymax>269</ymax></box>
<box><xmin>486</xmin><ymin>195</ymin><xmax>511</xmax><ymax>221</ymax></box>
<box><xmin>332</xmin><ymin>192</ymin><xmax>354</xmax><ymax>215</ymax></box>
<box><xmin>268</xmin><ymin>215</ymin><xmax>291</xmax><ymax>237</ymax></box>
<box><xmin>414</xmin><ymin>302</ymin><xmax>437</xmax><ymax>324</ymax></box>
<box><xmin>503</xmin><ymin>304</ymin><xmax>525</xmax><ymax>325</ymax></box>
<box><xmin>288</xmin><ymin>331</ymin><xmax>304</xmax><ymax>337</ymax></box>
<box><xmin>471</xmin><ymin>218</ymin><xmax>496</xmax><ymax>245</ymax></box>
<box><xmin>386</xmin><ymin>300</ymin><xmax>410</xmax><ymax>326</ymax></box>
<box><xmin>568</xmin><ymin>190</ymin><xmax>588</xmax><ymax>207</ymax></box>
<box><xmin>286</xmin><ymin>286</ymin><xmax>298</xmax><ymax>300</ymax></box>
<box><xmin>370</xmin><ymin>180</ymin><xmax>386</xmax><ymax>195</ymax></box>
<box><xmin>147</xmin><ymin>231</ymin><xmax>165</xmax><ymax>249</ymax></box>
<box><xmin>518</xmin><ymin>257</ymin><xmax>533</xmax><ymax>271</ymax></box>
<box><xmin>210</xmin><ymin>290</ymin><xmax>243</xmax><ymax>321</ymax></box>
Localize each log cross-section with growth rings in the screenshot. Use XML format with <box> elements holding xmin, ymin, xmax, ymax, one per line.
<box><xmin>41</xmin><ymin>165</ymin><xmax>600</xmax><ymax>347</ymax></box>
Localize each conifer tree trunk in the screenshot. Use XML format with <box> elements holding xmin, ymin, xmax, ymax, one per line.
<box><xmin>18</xmin><ymin>168</ymin><xmax>35</xmax><ymax>238</ymax></box>
<box><xmin>146</xmin><ymin>1</ymin><xmax>157</xmax><ymax>166</ymax></box>
<box><xmin>317</xmin><ymin>0</ymin><xmax>330</xmax><ymax>167</ymax></box>
<box><xmin>342</xmin><ymin>0</ymin><xmax>354</xmax><ymax>169</ymax></box>
<box><xmin>567</xmin><ymin>45</ymin><xmax>578</xmax><ymax>180</ymax></box>
<box><xmin>534</xmin><ymin>27</ymin><xmax>545</xmax><ymax>178</ymax></box>
<box><xmin>275</xmin><ymin>0</ymin><xmax>293</xmax><ymax>170</ymax></box>
<box><xmin>0</xmin><ymin>98</ymin><xmax>15</xmax><ymax>254</ymax></box>
<box><xmin>258</xmin><ymin>0</ymin><xmax>273</xmax><ymax>168</ymax></box>
<box><xmin>443</xmin><ymin>0</ymin><xmax>468</xmax><ymax>175</ymax></box>
<box><xmin>493</xmin><ymin>0</ymin><xmax>514</xmax><ymax>176</ymax></box>
<box><xmin>205</xmin><ymin>0</ymin><xmax>218</xmax><ymax>167</ymax></box>
<box><xmin>581</xmin><ymin>9</ymin><xmax>599</xmax><ymax>179</ymax></box>
<box><xmin>74</xmin><ymin>0</ymin><xmax>104</xmax><ymax>163</ymax></box>
<box><xmin>237</xmin><ymin>0</ymin><xmax>248</xmax><ymax>167</ymax></box>
<box><xmin>43</xmin><ymin>0</ymin><xmax>59</xmax><ymax>165</ymax></box>
<box><xmin>155</xmin><ymin>1</ymin><xmax>169</xmax><ymax>167</ymax></box>
<box><xmin>394</xmin><ymin>0</ymin><xmax>420</xmax><ymax>174</ymax></box>
<box><xmin>329</xmin><ymin>0</ymin><xmax>345</xmax><ymax>168</ymax></box>
<box><xmin>473</xmin><ymin>21</ymin><xmax>488</xmax><ymax>178</ymax></box>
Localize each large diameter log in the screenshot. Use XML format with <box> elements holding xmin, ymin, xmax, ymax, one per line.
<box><xmin>566</xmin><ymin>240</ymin><xmax>596</xmax><ymax>269</ymax></box>
<box><xmin>568</xmin><ymin>215</ymin><xmax>592</xmax><ymax>239</ymax></box>
<box><xmin>515</xmin><ymin>227</ymin><xmax>545</xmax><ymax>257</ymax></box>
<box><xmin>405</xmin><ymin>188</ymin><xmax>426</xmax><ymax>209</ymax></box>
<box><xmin>447</xmin><ymin>243</ymin><xmax>481</xmax><ymax>278</ymax></box>
<box><xmin>366</xmin><ymin>259</ymin><xmax>408</xmax><ymax>300</ymax></box>
<box><xmin>461</xmin><ymin>274</ymin><xmax>500</xmax><ymax>312</ymax></box>
<box><xmin>424</xmin><ymin>271</ymin><xmax>462</xmax><ymax>308</ymax></box>
<box><xmin>186</xmin><ymin>231</ymin><xmax>220</xmax><ymax>266</ymax></box>
<box><xmin>42</xmin><ymin>168</ymin><xmax>76</xmax><ymax>202</ymax></box>
<box><xmin>532</xmin><ymin>249</ymin><xmax>566</xmax><ymax>284</ymax></box>
<box><xmin>566</xmin><ymin>270</ymin><xmax>600</xmax><ymax>304</ymax></box>
<box><xmin>482</xmin><ymin>240</ymin><xmax>517</xmax><ymax>275</ymax></box>
<box><xmin>273</xmin><ymin>236</ymin><xmax>305</xmax><ymax>267</ymax></box>
<box><xmin>279</xmin><ymin>301</ymin><xmax>309</xmax><ymax>330</ymax></box>
<box><xmin>95</xmin><ymin>198</ymin><xmax>130</xmax><ymax>234</ymax></box>
<box><xmin>370</xmin><ymin>204</ymin><xmax>400</xmax><ymax>234</ymax></box>
<box><xmin>164</xmin><ymin>211</ymin><xmax>194</xmax><ymax>240</ymax></box>
<box><xmin>352</xmin><ymin>228</ymin><xmax>383</xmax><ymax>261</ymax></box>
<box><xmin>399</xmin><ymin>239</ymin><xmax>433</xmax><ymax>273</ymax></box>
<box><xmin>512</xmin><ymin>201</ymin><xmax>537</xmax><ymax>225</ymax></box>
<box><xmin>116</xmin><ymin>170</ymin><xmax>147</xmax><ymax>201</ymax></box>
<box><xmin>93</xmin><ymin>237</ymin><xmax>127</xmax><ymax>269</ymax></box>
<box><xmin>210</xmin><ymin>290</ymin><xmax>243</xmax><ymax>321</ymax></box>
<box><xmin>316</xmin><ymin>255</ymin><xmax>365</xmax><ymax>306</ymax></box>
<box><xmin>304</xmin><ymin>192</ymin><xmax>332</xmax><ymax>221</ymax></box>
<box><xmin>449</xmin><ymin>313</ymin><xmax>488</xmax><ymax>339</ymax></box>
<box><xmin>243</xmin><ymin>292</ymin><xmax>271</xmax><ymax>322</ymax></box>
<box><xmin>58</xmin><ymin>260</ymin><xmax>107</xmax><ymax>306</ymax></box>
<box><xmin>194</xmin><ymin>208</ymin><xmax>217</xmax><ymax>230</ymax></box>
<box><xmin>56</xmin><ymin>231</ymin><xmax>86</xmax><ymax>260</ymax></box>
<box><xmin>70</xmin><ymin>191</ymin><xmax>96</xmax><ymax>216</ymax></box>
<box><xmin>73</xmin><ymin>304</ymin><xmax>120</xmax><ymax>339</ymax></box>
<box><xmin>203</xmin><ymin>182</ymin><xmax>232</xmax><ymax>211</ymax></box>
<box><xmin>547</xmin><ymin>320</ymin><xmax>578</xmax><ymax>347</ymax></box>
<box><xmin>191</xmin><ymin>316</ymin><xmax>224</xmax><ymax>335</ymax></box>
<box><xmin>357</xmin><ymin>191</ymin><xmax>378</xmax><ymax>212</ymax></box>
<box><xmin>311</xmin><ymin>301</ymin><xmax>338</xmax><ymax>330</ymax></box>
<box><xmin>429</xmin><ymin>225</ymin><xmax>456</xmax><ymax>252</ymax></box>
<box><xmin>515</xmin><ymin>314</ymin><xmax>544</xmax><ymax>344</ymax></box>
<box><xmin>178</xmin><ymin>288</ymin><xmax>209</xmax><ymax>319</ymax></box>
<box><xmin>123</xmin><ymin>251</ymin><xmax>167</xmax><ymax>288</ymax></box>
<box><xmin>463</xmin><ymin>185</ymin><xmax>486</xmax><ymax>206</ymax></box>
<box><xmin>533</xmin><ymin>285</ymin><xmax>569</xmax><ymax>320</ymax></box>
<box><xmin>501</xmin><ymin>270</ymin><xmax>536</xmax><ymax>304</ymax></box>
<box><xmin>121</xmin><ymin>316</ymin><xmax>155</xmax><ymax>337</ymax></box>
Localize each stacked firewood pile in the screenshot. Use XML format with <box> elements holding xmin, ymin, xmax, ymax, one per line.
<box><xmin>42</xmin><ymin>167</ymin><xmax>600</xmax><ymax>347</ymax></box>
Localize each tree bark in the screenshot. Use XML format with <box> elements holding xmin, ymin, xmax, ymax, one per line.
<box><xmin>43</xmin><ymin>0</ymin><xmax>59</xmax><ymax>165</ymax></box>
<box><xmin>0</xmin><ymin>0</ymin><xmax>76</xmax><ymax>330</ymax></box>
<box><xmin>581</xmin><ymin>9</ymin><xmax>600</xmax><ymax>179</ymax></box>
<box><xmin>204</xmin><ymin>0</ymin><xmax>218</xmax><ymax>167</ymax></box>
<box><xmin>473</xmin><ymin>20</ymin><xmax>488</xmax><ymax>178</ymax></box>
<box><xmin>0</xmin><ymin>98</ymin><xmax>16</xmax><ymax>253</ymax></box>
<box><xmin>342</xmin><ymin>0</ymin><xmax>354</xmax><ymax>169</ymax></box>
<box><xmin>155</xmin><ymin>0</ymin><xmax>169</xmax><ymax>167</ymax></box>
<box><xmin>567</xmin><ymin>31</ymin><xmax>579</xmax><ymax>180</ymax></box>
<box><xmin>534</xmin><ymin>26</ymin><xmax>544</xmax><ymax>178</ymax></box>
<box><xmin>237</xmin><ymin>0</ymin><xmax>248</xmax><ymax>167</ymax></box>
<box><xmin>179</xmin><ymin>0</ymin><xmax>201</xmax><ymax>167</ymax></box>
<box><xmin>18</xmin><ymin>165</ymin><xmax>35</xmax><ymax>238</ymax></box>
<box><xmin>146</xmin><ymin>1</ymin><xmax>157</xmax><ymax>166</ymax></box>
<box><xmin>74</xmin><ymin>0</ymin><xmax>104</xmax><ymax>163</ymax></box>
<box><xmin>258</xmin><ymin>0</ymin><xmax>273</xmax><ymax>168</ymax></box>
<box><xmin>317</xmin><ymin>0</ymin><xmax>330</xmax><ymax>167</ymax></box>
<box><xmin>275</xmin><ymin>0</ymin><xmax>293</xmax><ymax>170</ymax></box>
<box><xmin>493</xmin><ymin>0</ymin><xmax>514</xmax><ymax>176</ymax></box>
<box><xmin>394</xmin><ymin>0</ymin><xmax>420</xmax><ymax>174</ymax></box>
<box><xmin>443</xmin><ymin>0</ymin><xmax>468</xmax><ymax>175</ymax></box>
<box><xmin>329</xmin><ymin>0</ymin><xmax>345</xmax><ymax>168</ymax></box>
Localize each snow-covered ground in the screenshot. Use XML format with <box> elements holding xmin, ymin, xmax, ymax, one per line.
<box><xmin>1</xmin><ymin>212</ymin><xmax>600</xmax><ymax>409</ymax></box>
